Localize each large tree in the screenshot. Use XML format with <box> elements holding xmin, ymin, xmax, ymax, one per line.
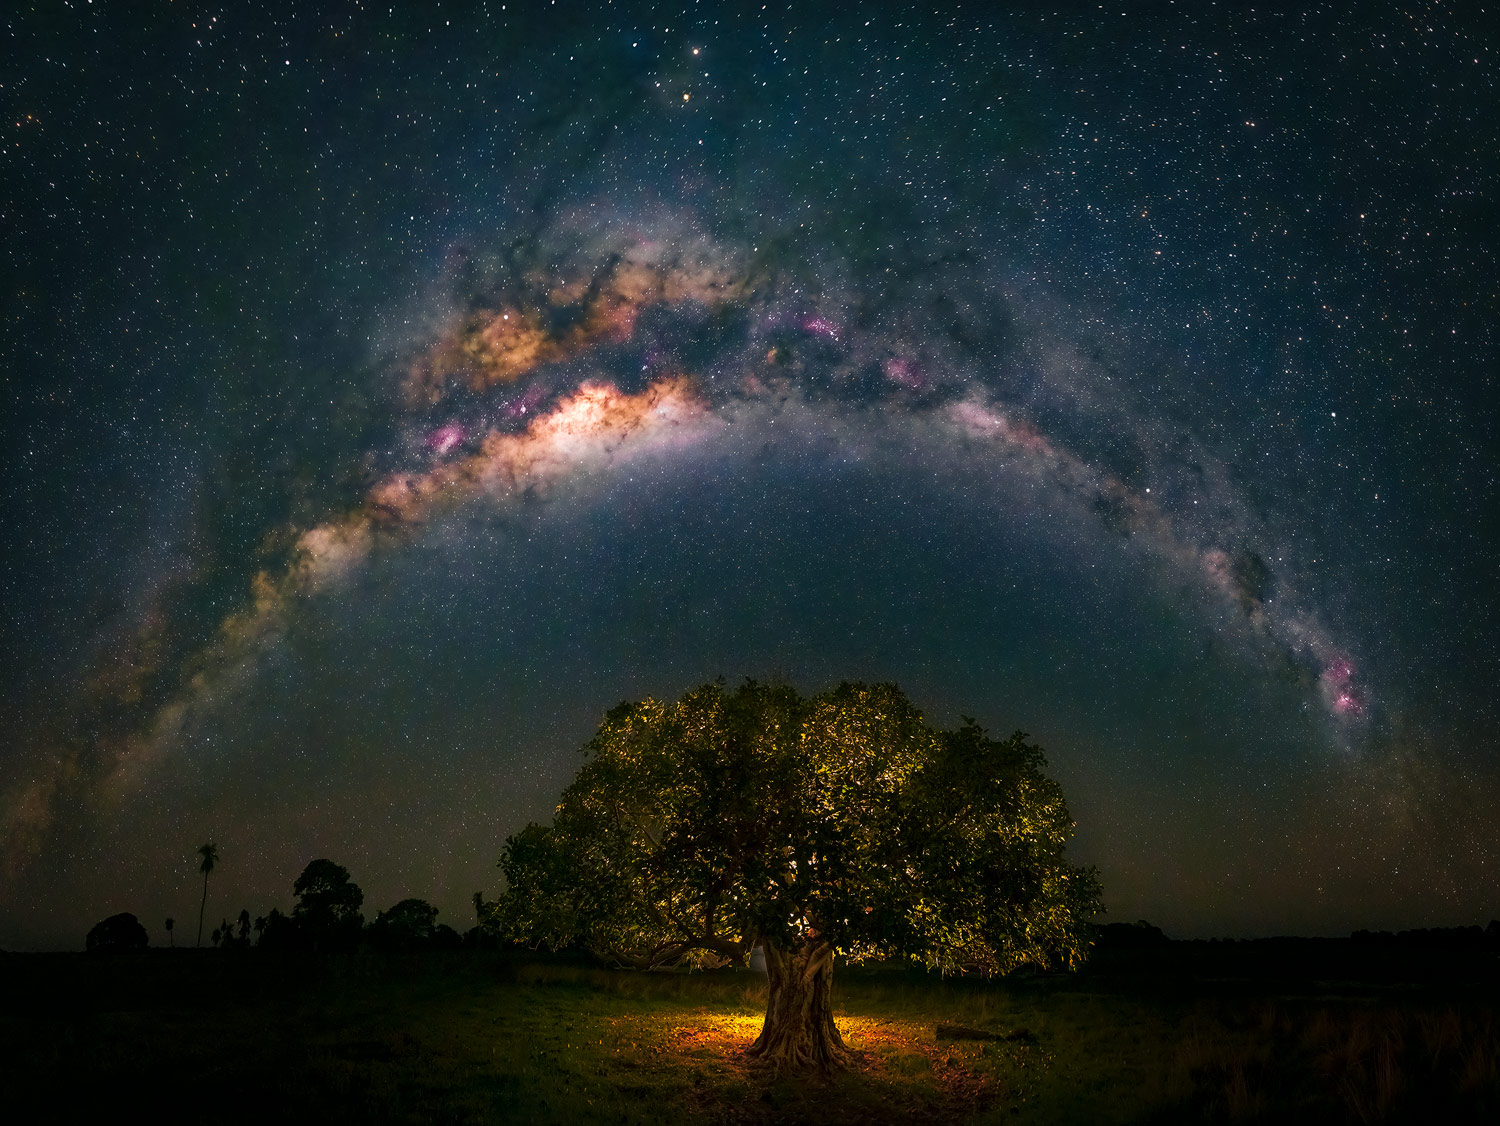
<box><xmin>491</xmin><ymin>680</ymin><xmax>1100</xmax><ymax>1073</ymax></box>
<box><xmin>291</xmin><ymin>858</ymin><xmax>365</xmax><ymax>951</ymax></box>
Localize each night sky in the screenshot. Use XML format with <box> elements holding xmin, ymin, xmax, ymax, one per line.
<box><xmin>3</xmin><ymin>2</ymin><xmax>1496</xmax><ymax>951</ymax></box>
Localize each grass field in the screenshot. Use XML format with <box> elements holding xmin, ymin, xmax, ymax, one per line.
<box><xmin>2</xmin><ymin>944</ymin><xmax>1496</xmax><ymax>1123</ymax></box>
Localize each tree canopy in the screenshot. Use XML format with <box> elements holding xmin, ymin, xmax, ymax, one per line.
<box><xmin>490</xmin><ymin>680</ymin><xmax>1100</xmax><ymax>1071</ymax></box>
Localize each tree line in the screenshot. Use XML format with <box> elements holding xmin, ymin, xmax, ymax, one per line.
<box><xmin>85</xmin><ymin>854</ymin><xmax>483</xmax><ymax>954</ymax></box>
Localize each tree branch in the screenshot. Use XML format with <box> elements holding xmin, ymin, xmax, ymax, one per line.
<box><xmin>801</xmin><ymin>941</ymin><xmax>834</xmax><ymax>984</ymax></box>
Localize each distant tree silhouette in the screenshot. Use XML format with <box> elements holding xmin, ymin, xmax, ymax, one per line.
<box><xmin>1097</xmin><ymin>920</ymin><xmax>1170</xmax><ymax>948</ymax></box>
<box><xmin>237</xmin><ymin>909</ymin><xmax>251</xmax><ymax>946</ymax></box>
<box><xmin>257</xmin><ymin>907</ymin><xmax>297</xmax><ymax>950</ymax></box>
<box><xmin>87</xmin><ymin>912</ymin><xmax>149</xmax><ymax>952</ymax></box>
<box><xmin>253</xmin><ymin>915</ymin><xmax>267</xmax><ymax>945</ymax></box>
<box><xmin>368</xmin><ymin>898</ymin><xmax>439</xmax><ymax>950</ymax></box>
<box><xmin>292</xmin><ymin>859</ymin><xmax>364</xmax><ymax>951</ymax></box>
<box><xmin>165</xmin><ymin>917</ymin><xmax>175</xmax><ymax>947</ymax></box>
<box><xmin>466</xmin><ymin>893</ymin><xmax>498</xmax><ymax>949</ymax></box>
<box><xmin>195</xmin><ymin>842</ymin><xmax>219</xmax><ymax>948</ymax></box>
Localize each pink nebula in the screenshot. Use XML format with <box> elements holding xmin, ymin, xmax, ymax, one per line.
<box><xmin>425</xmin><ymin>424</ymin><xmax>464</xmax><ymax>455</ymax></box>
<box><xmin>883</xmin><ymin>357</ymin><xmax>926</xmax><ymax>390</ymax></box>
<box><xmin>800</xmin><ymin>315</ymin><xmax>840</xmax><ymax>341</ymax></box>
<box><xmin>1319</xmin><ymin>657</ymin><xmax>1367</xmax><ymax>716</ymax></box>
<box><xmin>1333</xmin><ymin>692</ymin><xmax>1364</xmax><ymax>715</ymax></box>
<box><xmin>1323</xmin><ymin>658</ymin><xmax>1354</xmax><ymax>686</ymax></box>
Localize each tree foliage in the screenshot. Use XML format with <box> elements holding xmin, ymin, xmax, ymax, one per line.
<box><xmin>490</xmin><ymin>680</ymin><xmax>1099</xmax><ymax>1071</ymax></box>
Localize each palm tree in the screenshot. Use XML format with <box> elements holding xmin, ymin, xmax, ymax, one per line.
<box><xmin>165</xmin><ymin>917</ymin><xmax>175</xmax><ymax>947</ymax></box>
<box><xmin>195</xmin><ymin>841</ymin><xmax>218</xmax><ymax>947</ymax></box>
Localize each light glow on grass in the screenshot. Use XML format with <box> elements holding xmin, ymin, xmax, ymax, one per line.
<box><xmin>605</xmin><ymin>1006</ymin><xmax>1008</xmax><ymax>1084</ymax></box>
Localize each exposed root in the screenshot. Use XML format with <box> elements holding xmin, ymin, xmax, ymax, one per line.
<box><xmin>745</xmin><ymin>1029</ymin><xmax>859</xmax><ymax>1077</ymax></box>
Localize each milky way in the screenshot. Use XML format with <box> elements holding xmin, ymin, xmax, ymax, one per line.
<box><xmin>2</xmin><ymin>3</ymin><xmax>1495</xmax><ymax>948</ymax></box>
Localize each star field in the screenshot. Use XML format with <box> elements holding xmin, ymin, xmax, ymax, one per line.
<box><xmin>1</xmin><ymin>2</ymin><xmax>1496</xmax><ymax>950</ymax></box>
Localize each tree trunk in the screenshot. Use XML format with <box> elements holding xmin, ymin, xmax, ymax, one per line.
<box><xmin>197</xmin><ymin>872</ymin><xmax>208</xmax><ymax>948</ymax></box>
<box><xmin>747</xmin><ymin>940</ymin><xmax>853</xmax><ymax>1074</ymax></box>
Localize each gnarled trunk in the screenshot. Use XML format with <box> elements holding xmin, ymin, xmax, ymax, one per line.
<box><xmin>747</xmin><ymin>940</ymin><xmax>853</xmax><ymax>1074</ymax></box>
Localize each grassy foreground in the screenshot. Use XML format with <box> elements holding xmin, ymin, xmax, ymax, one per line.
<box><xmin>2</xmin><ymin>944</ymin><xmax>1496</xmax><ymax>1123</ymax></box>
